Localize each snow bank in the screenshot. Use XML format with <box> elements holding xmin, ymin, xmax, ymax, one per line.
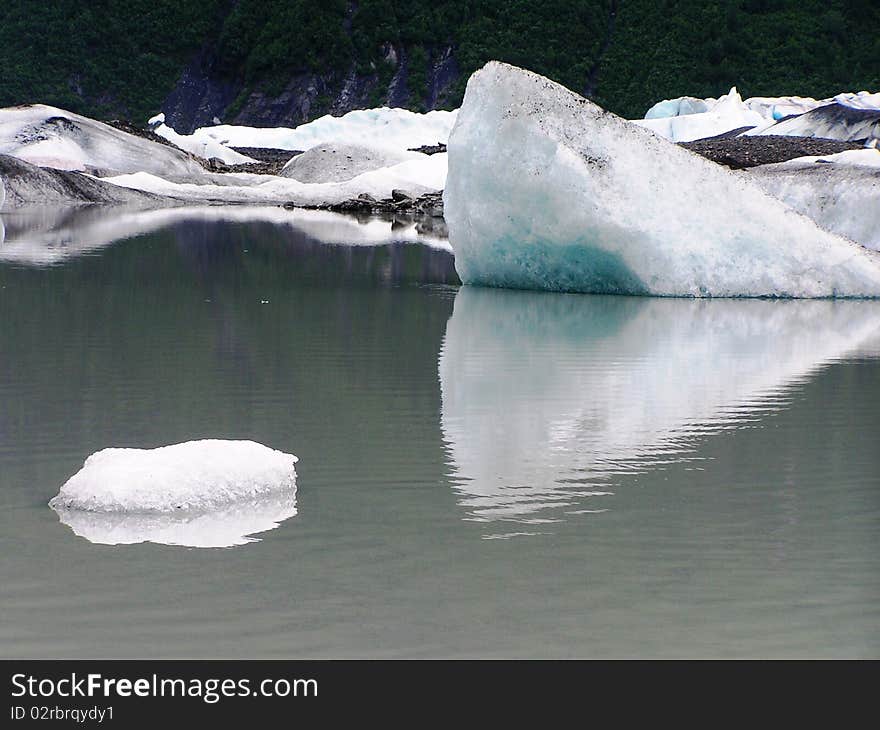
<box><xmin>52</xmin><ymin>492</ymin><xmax>297</xmax><ymax>547</ymax></box>
<box><xmin>751</xmin><ymin>156</ymin><xmax>880</xmax><ymax>252</ymax></box>
<box><xmin>49</xmin><ymin>440</ymin><xmax>298</xmax><ymax>513</ymax></box>
<box><xmin>444</xmin><ymin>62</ymin><xmax>880</xmax><ymax>298</ymax></box>
<box><xmin>769</xmin><ymin>147</ymin><xmax>880</xmax><ymax>169</ymax></box>
<box><xmin>281</xmin><ymin>142</ymin><xmax>423</xmax><ymax>183</ymax></box>
<box><xmin>0</xmin><ymin>105</ymin><xmax>205</xmax><ymax>177</ymax></box>
<box><xmin>178</xmin><ymin>107</ymin><xmax>457</xmax><ymax>152</ymax></box>
<box><xmin>439</xmin><ymin>288</ymin><xmax>880</xmax><ymax>523</ymax></box>
<box><xmin>153</xmin><ymin>123</ymin><xmax>257</xmax><ymax>165</ymax></box>
<box><xmin>105</xmin><ymin>152</ymin><xmax>447</xmax><ymax>206</ymax></box>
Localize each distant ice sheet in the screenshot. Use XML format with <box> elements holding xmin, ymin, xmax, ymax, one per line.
<box><xmin>638</xmin><ymin>88</ymin><xmax>880</xmax><ymax>142</ymax></box>
<box><xmin>168</xmin><ymin>107</ymin><xmax>458</xmax><ymax>152</ymax></box>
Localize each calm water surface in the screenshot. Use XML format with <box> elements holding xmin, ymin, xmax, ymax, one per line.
<box><xmin>1</xmin><ymin>206</ymin><xmax>878</xmax><ymax>658</ymax></box>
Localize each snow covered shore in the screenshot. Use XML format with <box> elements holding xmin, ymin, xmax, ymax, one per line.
<box><xmin>1</xmin><ymin>65</ymin><xmax>878</xmax><ymax>296</ymax></box>
<box><xmin>0</xmin><ymin>104</ymin><xmax>451</xmax><ymax>211</ymax></box>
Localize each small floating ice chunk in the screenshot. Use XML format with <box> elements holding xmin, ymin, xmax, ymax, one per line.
<box><xmin>49</xmin><ymin>439</ymin><xmax>298</xmax><ymax>513</ymax></box>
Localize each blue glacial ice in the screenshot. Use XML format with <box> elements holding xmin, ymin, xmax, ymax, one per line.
<box><xmin>443</xmin><ymin>62</ymin><xmax>880</xmax><ymax>298</ymax></box>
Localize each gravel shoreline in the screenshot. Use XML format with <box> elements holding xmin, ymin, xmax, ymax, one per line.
<box><xmin>681</xmin><ymin>134</ymin><xmax>863</xmax><ymax>169</ymax></box>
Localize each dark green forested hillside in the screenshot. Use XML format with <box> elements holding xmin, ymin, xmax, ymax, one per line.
<box><xmin>1</xmin><ymin>0</ymin><xmax>877</xmax><ymax>126</ymax></box>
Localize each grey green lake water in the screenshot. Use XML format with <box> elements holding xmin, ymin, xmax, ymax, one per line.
<box><xmin>1</xmin><ymin>207</ymin><xmax>878</xmax><ymax>658</ymax></box>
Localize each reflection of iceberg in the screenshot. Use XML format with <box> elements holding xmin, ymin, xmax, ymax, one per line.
<box><xmin>439</xmin><ymin>287</ymin><xmax>880</xmax><ymax>524</ymax></box>
<box><xmin>0</xmin><ymin>205</ymin><xmax>450</xmax><ymax>266</ymax></box>
<box><xmin>52</xmin><ymin>492</ymin><xmax>297</xmax><ymax>548</ymax></box>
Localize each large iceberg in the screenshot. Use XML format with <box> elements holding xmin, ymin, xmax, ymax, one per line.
<box><xmin>49</xmin><ymin>439</ymin><xmax>297</xmax><ymax>513</ymax></box>
<box><xmin>443</xmin><ymin>62</ymin><xmax>880</xmax><ymax>298</ymax></box>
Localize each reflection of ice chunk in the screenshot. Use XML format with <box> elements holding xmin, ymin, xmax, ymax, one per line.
<box><xmin>49</xmin><ymin>440</ymin><xmax>297</xmax><ymax>513</ymax></box>
<box><xmin>53</xmin><ymin>492</ymin><xmax>297</xmax><ymax>548</ymax></box>
<box><xmin>178</xmin><ymin>107</ymin><xmax>458</xmax><ymax>152</ymax></box>
<box><xmin>0</xmin><ymin>105</ymin><xmax>205</xmax><ymax>177</ymax></box>
<box><xmin>0</xmin><ymin>171</ymin><xmax>5</xmax><ymax>209</ymax></box>
<box><xmin>281</xmin><ymin>143</ymin><xmax>423</xmax><ymax>183</ymax></box>
<box><xmin>439</xmin><ymin>287</ymin><xmax>880</xmax><ymax>524</ymax></box>
<box><xmin>0</xmin><ymin>205</ymin><xmax>450</xmax><ymax>267</ymax></box>
<box><xmin>444</xmin><ymin>62</ymin><xmax>880</xmax><ymax>298</ymax></box>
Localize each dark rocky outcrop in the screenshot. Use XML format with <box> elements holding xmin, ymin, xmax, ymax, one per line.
<box><xmin>161</xmin><ymin>44</ymin><xmax>460</xmax><ymax>134</ymax></box>
<box><xmin>288</xmin><ymin>190</ymin><xmax>444</xmax><ymax>218</ymax></box>
<box><xmin>408</xmin><ymin>143</ymin><xmax>446</xmax><ymax>155</ymax></box>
